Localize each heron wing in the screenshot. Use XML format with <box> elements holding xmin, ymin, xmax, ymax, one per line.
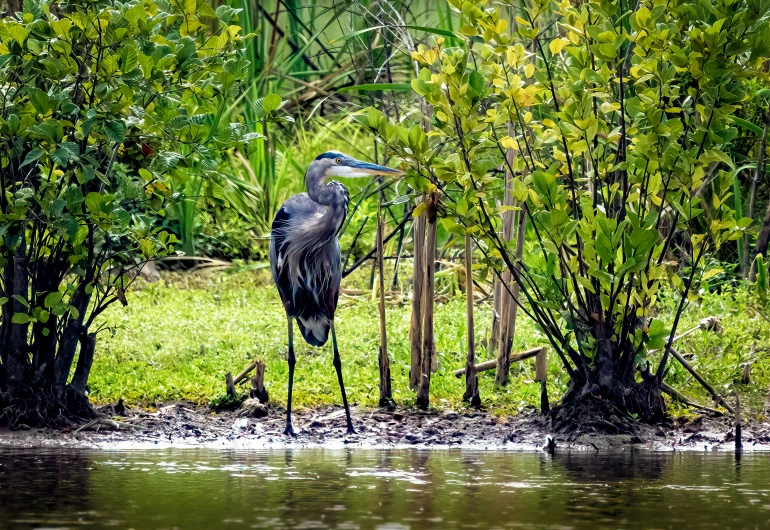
<box><xmin>270</xmin><ymin>194</ymin><xmax>342</xmax><ymax>347</ymax></box>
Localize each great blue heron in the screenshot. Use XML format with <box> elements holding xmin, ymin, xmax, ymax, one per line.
<box><xmin>270</xmin><ymin>151</ymin><xmax>404</xmax><ymax>436</ymax></box>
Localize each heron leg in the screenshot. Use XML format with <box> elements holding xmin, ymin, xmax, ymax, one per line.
<box><xmin>331</xmin><ymin>322</ymin><xmax>355</xmax><ymax>434</ymax></box>
<box><xmin>284</xmin><ymin>314</ymin><xmax>297</xmax><ymax>437</ymax></box>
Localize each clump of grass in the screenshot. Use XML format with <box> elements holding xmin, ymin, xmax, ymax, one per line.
<box><xmin>88</xmin><ymin>270</ymin><xmax>769</xmax><ymax>417</ymax></box>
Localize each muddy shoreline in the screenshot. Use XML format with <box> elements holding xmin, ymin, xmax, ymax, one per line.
<box><xmin>2</xmin><ymin>401</ymin><xmax>770</xmax><ymax>452</ymax></box>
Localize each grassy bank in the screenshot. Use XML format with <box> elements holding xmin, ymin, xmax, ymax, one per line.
<box><xmin>88</xmin><ymin>270</ymin><xmax>769</xmax><ymax>418</ymax></box>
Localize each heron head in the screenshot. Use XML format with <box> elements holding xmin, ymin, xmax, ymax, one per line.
<box><xmin>311</xmin><ymin>151</ymin><xmax>406</xmax><ymax>180</ymax></box>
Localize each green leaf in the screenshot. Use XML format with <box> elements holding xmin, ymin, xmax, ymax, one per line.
<box><xmin>11</xmin><ymin>313</ymin><xmax>32</xmax><ymax>324</ymax></box>
<box><xmin>121</xmin><ymin>45</ymin><xmax>138</xmax><ymax>73</ymax></box>
<box><xmin>175</xmin><ymin>36</ymin><xmax>197</xmax><ymax>64</ymax></box>
<box><xmin>84</xmin><ymin>192</ymin><xmax>103</xmax><ymax>214</ymax></box>
<box><xmin>21</xmin><ymin>148</ymin><xmax>45</xmax><ymax>167</ymax></box>
<box><xmin>139</xmin><ymin>238</ymin><xmax>156</xmax><ymax>258</ymax></box>
<box><xmin>124</xmin><ymin>4</ymin><xmax>146</xmax><ymax>28</ymax></box>
<box><xmin>263</xmin><ymin>93</ymin><xmax>282</xmax><ymax>113</ymax></box>
<box><xmin>105</xmin><ymin>120</ymin><xmax>127</xmax><ymax>143</ymax></box>
<box><xmin>44</xmin><ymin>291</ymin><xmax>63</xmax><ymax>308</ymax></box>
<box><xmin>51</xmin><ymin>142</ymin><xmax>80</xmax><ymax>167</ymax></box>
<box><xmin>468</xmin><ymin>71</ymin><xmax>484</xmax><ymax>100</ymax></box>
<box><xmin>12</xmin><ymin>294</ymin><xmax>29</xmax><ymax>308</ymax></box>
<box><xmin>730</xmin><ymin>116</ymin><xmax>763</xmax><ymax>135</ymax></box>
<box><xmin>215</xmin><ymin>5</ymin><xmax>241</xmax><ymax>23</ymax></box>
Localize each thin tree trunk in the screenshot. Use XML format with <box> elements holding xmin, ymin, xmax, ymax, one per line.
<box><xmin>2</xmin><ymin>0</ymin><xmax>23</xmax><ymax>15</ymax></box>
<box><xmin>7</xmin><ymin>232</ymin><xmax>30</xmax><ymax>393</ymax></box>
<box><xmin>489</xmin><ymin>275</ymin><xmax>501</xmax><ymax>353</ymax></box>
<box><xmin>70</xmin><ymin>333</ymin><xmax>95</xmax><ymax>398</ymax></box>
<box><xmin>426</xmin><ymin>193</ymin><xmax>438</xmax><ymax>374</ymax></box>
<box><xmin>496</xmin><ymin>132</ymin><xmax>517</xmax><ymax>386</ymax></box>
<box><xmin>497</xmin><ymin>207</ymin><xmax>527</xmax><ymax>385</ymax></box>
<box><xmin>377</xmin><ymin>199</ymin><xmax>393</xmax><ymax>406</ymax></box>
<box><xmin>752</xmin><ymin>197</ymin><xmax>770</xmax><ymax>281</ymax></box>
<box><xmin>751</xmin><ymin>113</ymin><xmax>770</xmax><ymax>280</ymax></box>
<box><xmin>409</xmin><ymin>197</ymin><xmax>425</xmax><ymax>390</ymax></box>
<box><xmin>0</xmin><ymin>252</ymin><xmax>14</xmax><ymax>367</ymax></box>
<box><xmin>416</xmin><ymin>192</ymin><xmax>438</xmax><ymax>409</ymax></box>
<box><xmin>31</xmin><ymin>314</ymin><xmax>57</xmax><ymax>387</ymax></box>
<box><xmin>391</xmin><ymin>202</ymin><xmax>408</xmax><ymax>289</ymax></box>
<box><xmin>53</xmin><ymin>285</ymin><xmax>91</xmax><ymax>400</ymax></box>
<box><xmin>744</xmin><ymin>118</ymin><xmax>767</xmax><ymax>278</ymax></box>
<box><xmin>463</xmin><ymin>234</ymin><xmax>480</xmax><ymax>406</ymax></box>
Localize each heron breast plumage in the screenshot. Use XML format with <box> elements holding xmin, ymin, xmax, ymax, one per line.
<box><xmin>270</xmin><ymin>184</ymin><xmax>349</xmax><ymax>347</ymax></box>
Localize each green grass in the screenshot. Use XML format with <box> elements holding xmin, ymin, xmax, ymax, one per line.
<box><xmin>88</xmin><ymin>270</ymin><xmax>769</xmax><ymax>418</ymax></box>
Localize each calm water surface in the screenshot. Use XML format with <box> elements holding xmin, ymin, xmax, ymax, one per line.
<box><xmin>0</xmin><ymin>448</ymin><xmax>769</xmax><ymax>529</ymax></box>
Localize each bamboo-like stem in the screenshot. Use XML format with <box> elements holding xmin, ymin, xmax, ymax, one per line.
<box><xmin>497</xmin><ymin>205</ymin><xmax>527</xmax><ymax>386</ymax></box>
<box><xmin>744</xmin><ymin>119</ymin><xmax>767</xmax><ymax>278</ymax></box>
<box><xmin>750</xmin><ymin>112</ymin><xmax>770</xmax><ymax>281</ymax></box>
<box><xmin>495</xmin><ymin>127</ymin><xmax>516</xmax><ymax>385</ymax></box>
<box><xmin>409</xmin><ymin>101</ymin><xmax>433</xmax><ymax>390</ymax></box>
<box><xmin>463</xmin><ymin>234</ymin><xmax>480</xmax><ymax>406</ymax></box>
<box><xmin>426</xmin><ymin>194</ymin><xmax>439</xmax><ymax>375</ymax></box>
<box><xmin>489</xmin><ymin>275</ymin><xmax>501</xmax><ymax>354</ymax></box>
<box><xmin>409</xmin><ymin>197</ymin><xmax>425</xmax><ymax>390</ymax></box>
<box><xmin>416</xmin><ymin>192</ymin><xmax>438</xmax><ymax>409</ymax></box>
<box><xmin>377</xmin><ymin>198</ymin><xmax>393</xmax><ymax>407</ymax></box>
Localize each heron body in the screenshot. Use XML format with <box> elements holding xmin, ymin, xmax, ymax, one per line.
<box><xmin>270</xmin><ymin>185</ymin><xmax>347</xmax><ymax>346</ymax></box>
<box><xmin>269</xmin><ymin>151</ymin><xmax>404</xmax><ymax>436</ymax></box>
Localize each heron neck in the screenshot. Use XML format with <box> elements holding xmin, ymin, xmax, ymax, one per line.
<box><xmin>306</xmin><ymin>176</ymin><xmax>349</xmax><ymax>237</ymax></box>
<box><xmin>306</xmin><ymin>171</ymin><xmax>348</xmax><ymax>206</ymax></box>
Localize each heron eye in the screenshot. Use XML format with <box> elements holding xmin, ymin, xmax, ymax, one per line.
<box><xmin>335</xmin><ymin>158</ymin><xmax>342</xmax><ymax>164</ymax></box>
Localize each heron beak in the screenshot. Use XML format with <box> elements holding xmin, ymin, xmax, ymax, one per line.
<box><xmin>337</xmin><ymin>159</ymin><xmax>406</xmax><ymax>178</ymax></box>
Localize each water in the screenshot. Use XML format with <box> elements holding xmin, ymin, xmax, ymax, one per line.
<box><xmin>1</xmin><ymin>448</ymin><xmax>769</xmax><ymax>530</ymax></box>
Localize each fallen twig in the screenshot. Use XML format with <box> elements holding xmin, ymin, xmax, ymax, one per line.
<box><xmin>454</xmin><ymin>347</ymin><xmax>544</xmax><ymax>377</ymax></box>
<box><xmin>661</xmin><ymin>382</ymin><xmax>723</xmax><ymax>415</ymax></box>
<box><xmin>667</xmin><ymin>347</ymin><xmax>735</xmax><ymax>414</ymax></box>
<box><xmin>76</xmin><ymin>418</ymin><xmax>143</xmax><ymax>432</ymax></box>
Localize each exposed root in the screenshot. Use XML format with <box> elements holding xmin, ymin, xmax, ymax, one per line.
<box><xmin>549</xmin><ymin>380</ymin><xmax>666</xmax><ymax>436</ymax></box>
<box><xmin>0</xmin><ymin>384</ymin><xmax>96</xmax><ymax>429</ymax></box>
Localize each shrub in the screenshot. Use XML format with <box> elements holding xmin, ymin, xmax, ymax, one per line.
<box><xmin>0</xmin><ymin>0</ymin><xmax>245</xmax><ymax>424</ymax></box>
<box><xmin>363</xmin><ymin>0</ymin><xmax>770</xmax><ymax>427</ymax></box>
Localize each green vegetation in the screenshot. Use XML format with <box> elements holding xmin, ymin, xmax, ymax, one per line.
<box><xmin>88</xmin><ymin>270</ymin><xmax>769</xmax><ymax>418</ymax></box>
<box><xmin>0</xmin><ymin>0</ymin><xmax>244</xmax><ymax>421</ymax></box>
<box><xmin>1</xmin><ymin>0</ymin><xmax>769</xmax><ymax>427</ymax></box>
<box><xmin>362</xmin><ymin>0</ymin><xmax>770</xmax><ymax>420</ymax></box>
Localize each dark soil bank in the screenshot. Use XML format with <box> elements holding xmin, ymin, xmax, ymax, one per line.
<box><xmin>2</xmin><ymin>401</ymin><xmax>770</xmax><ymax>451</ymax></box>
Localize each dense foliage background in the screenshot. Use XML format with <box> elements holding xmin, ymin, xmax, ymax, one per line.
<box><xmin>1</xmin><ymin>0</ymin><xmax>769</xmax><ymax>425</ymax></box>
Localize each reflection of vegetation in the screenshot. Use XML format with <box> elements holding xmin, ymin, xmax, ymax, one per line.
<box><xmin>90</xmin><ymin>271</ymin><xmax>770</xmax><ymax>417</ymax></box>
<box><xmin>2</xmin><ymin>449</ymin><xmax>765</xmax><ymax>529</ymax></box>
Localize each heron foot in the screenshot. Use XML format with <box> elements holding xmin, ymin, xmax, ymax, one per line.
<box><xmin>346</xmin><ymin>424</ymin><xmax>356</xmax><ymax>435</ymax></box>
<box><xmin>283</xmin><ymin>423</ymin><xmax>297</xmax><ymax>437</ymax></box>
